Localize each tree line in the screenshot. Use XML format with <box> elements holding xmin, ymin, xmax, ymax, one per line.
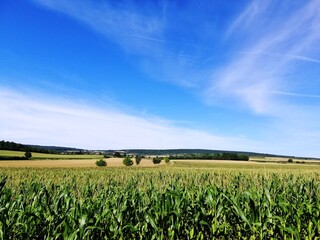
<box><xmin>0</xmin><ymin>141</ymin><xmax>58</xmax><ymax>154</ymax></box>
<box><xmin>168</xmin><ymin>153</ymin><xmax>249</xmax><ymax>161</ymax></box>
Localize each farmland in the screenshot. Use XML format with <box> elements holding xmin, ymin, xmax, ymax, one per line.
<box><xmin>1</xmin><ymin>158</ymin><xmax>320</xmax><ymax>239</ymax></box>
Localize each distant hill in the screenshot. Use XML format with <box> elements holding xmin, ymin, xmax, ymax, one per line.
<box><xmin>26</xmin><ymin>144</ymin><xmax>84</xmax><ymax>153</ymax></box>
<box><xmin>120</xmin><ymin>149</ymin><xmax>320</xmax><ymax>160</ymax></box>
<box><xmin>123</xmin><ymin>149</ymin><xmax>288</xmax><ymax>157</ymax></box>
<box><xmin>0</xmin><ymin>140</ymin><xmax>83</xmax><ymax>154</ymax></box>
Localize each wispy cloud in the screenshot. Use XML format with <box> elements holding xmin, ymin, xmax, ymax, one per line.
<box><xmin>30</xmin><ymin>0</ymin><xmax>216</xmax><ymax>88</ymax></box>
<box><xmin>31</xmin><ymin>0</ymin><xmax>165</xmax><ymax>54</ymax></box>
<box><xmin>0</xmin><ymin>87</ymin><xmax>253</xmax><ymax>150</ymax></box>
<box><xmin>206</xmin><ymin>0</ymin><xmax>320</xmax><ymax>114</ymax></box>
<box><xmin>238</xmin><ymin>51</ymin><xmax>320</xmax><ymax>65</ymax></box>
<box><xmin>30</xmin><ymin>0</ymin><xmax>320</xmax><ymax>108</ymax></box>
<box><xmin>270</xmin><ymin>91</ymin><xmax>320</xmax><ymax>98</ymax></box>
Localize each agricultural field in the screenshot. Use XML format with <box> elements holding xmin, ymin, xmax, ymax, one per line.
<box><xmin>1</xmin><ymin>162</ymin><xmax>320</xmax><ymax>239</ymax></box>
<box><xmin>0</xmin><ymin>158</ymin><xmax>162</xmax><ymax>168</ymax></box>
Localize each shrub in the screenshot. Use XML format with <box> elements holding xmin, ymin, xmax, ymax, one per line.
<box><xmin>95</xmin><ymin>159</ymin><xmax>107</xmax><ymax>167</ymax></box>
<box><xmin>288</xmin><ymin>158</ymin><xmax>293</xmax><ymax>163</ymax></box>
<box><xmin>135</xmin><ymin>155</ymin><xmax>142</xmax><ymax>165</ymax></box>
<box><xmin>152</xmin><ymin>157</ymin><xmax>162</xmax><ymax>164</ymax></box>
<box><xmin>123</xmin><ymin>156</ymin><xmax>133</xmax><ymax>166</ymax></box>
<box><xmin>164</xmin><ymin>157</ymin><xmax>170</xmax><ymax>164</ymax></box>
<box><xmin>24</xmin><ymin>151</ymin><xmax>32</xmax><ymax>159</ymax></box>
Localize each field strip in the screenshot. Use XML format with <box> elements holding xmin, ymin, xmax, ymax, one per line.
<box><xmin>0</xmin><ymin>158</ymin><xmax>164</xmax><ymax>168</ymax></box>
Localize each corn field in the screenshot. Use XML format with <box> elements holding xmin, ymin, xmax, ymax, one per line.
<box><xmin>0</xmin><ymin>167</ymin><xmax>320</xmax><ymax>239</ymax></box>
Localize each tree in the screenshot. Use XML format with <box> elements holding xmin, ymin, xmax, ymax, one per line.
<box><xmin>123</xmin><ymin>156</ymin><xmax>133</xmax><ymax>166</ymax></box>
<box><xmin>135</xmin><ymin>155</ymin><xmax>142</xmax><ymax>165</ymax></box>
<box><xmin>163</xmin><ymin>157</ymin><xmax>170</xmax><ymax>164</ymax></box>
<box><xmin>95</xmin><ymin>159</ymin><xmax>107</xmax><ymax>167</ymax></box>
<box><xmin>113</xmin><ymin>152</ymin><xmax>122</xmax><ymax>158</ymax></box>
<box><xmin>288</xmin><ymin>158</ymin><xmax>293</xmax><ymax>163</ymax></box>
<box><xmin>25</xmin><ymin>151</ymin><xmax>32</xmax><ymax>159</ymax></box>
<box><xmin>152</xmin><ymin>156</ymin><xmax>162</xmax><ymax>164</ymax></box>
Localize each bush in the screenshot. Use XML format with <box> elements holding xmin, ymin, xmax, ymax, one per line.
<box><xmin>288</xmin><ymin>158</ymin><xmax>293</xmax><ymax>163</ymax></box>
<box><xmin>152</xmin><ymin>157</ymin><xmax>162</xmax><ymax>164</ymax></box>
<box><xmin>164</xmin><ymin>157</ymin><xmax>170</xmax><ymax>164</ymax></box>
<box><xmin>135</xmin><ymin>155</ymin><xmax>142</xmax><ymax>165</ymax></box>
<box><xmin>123</xmin><ymin>156</ymin><xmax>133</xmax><ymax>166</ymax></box>
<box><xmin>25</xmin><ymin>151</ymin><xmax>32</xmax><ymax>159</ymax></box>
<box><xmin>95</xmin><ymin>159</ymin><xmax>107</xmax><ymax>167</ymax></box>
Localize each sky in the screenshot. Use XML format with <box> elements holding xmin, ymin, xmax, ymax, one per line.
<box><xmin>1</xmin><ymin>0</ymin><xmax>320</xmax><ymax>157</ymax></box>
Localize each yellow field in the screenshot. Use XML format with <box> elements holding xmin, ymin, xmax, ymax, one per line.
<box><xmin>0</xmin><ymin>157</ymin><xmax>164</xmax><ymax>168</ymax></box>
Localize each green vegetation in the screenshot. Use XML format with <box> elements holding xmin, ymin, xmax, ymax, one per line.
<box><xmin>0</xmin><ymin>140</ymin><xmax>62</xmax><ymax>154</ymax></box>
<box><xmin>164</xmin><ymin>156</ymin><xmax>170</xmax><ymax>164</ymax></box>
<box><xmin>0</xmin><ymin>150</ymin><xmax>103</xmax><ymax>160</ymax></box>
<box><xmin>0</xmin><ymin>156</ymin><xmax>27</xmax><ymax>160</ymax></box>
<box><xmin>0</xmin><ymin>167</ymin><xmax>320</xmax><ymax>239</ymax></box>
<box><xmin>95</xmin><ymin>159</ymin><xmax>107</xmax><ymax>167</ymax></box>
<box><xmin>135</xmin><ymin>155</ymin><xmax>142</xmax><ymax>165</ymax></box>
<box><xmin>152</xmin><ymin>156</ymin><xmax>162</xmax><ymax>164</ymax></box>
<box><xmin>24</xmin><ymin>151</ymin><xmax>32</xmax><ymax>159</ymax></box>
<box><xmin>123</xmin><ymin>156</ymin><xmax>133</xmax><ymax>166</ymax></box>
<box><xmin>169</xmin><ymin>153</ymin><xmax>249</xmax><ymax>161</ymax></box>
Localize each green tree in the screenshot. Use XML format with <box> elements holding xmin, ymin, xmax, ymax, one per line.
<box><xmin>95</xmin><ymin>159</ymin><xmax>107</xmax><ymax>166</ymax></box>
<box><xmin>152</xmin><ymin>156</ymin><xmax>162</xmax><ymax>164</ymax></box>
<box><xmin>24</xmin><ymin>151</ymin><xmax>32</xmax><ymax>159</ymax></box>
<box><xmin>123</xmin><ymin>156</ymin><xmax>133</xmax><ymax>166</ymax></box>
<box><xmin>113</xmin><ymin>152</ymin><xmax>122</xmax><ymax>158</ymax></box>
<box><xmin>135</xmin><ymin>155</ymin><xmax>142</xmax><ymax>165</ymax></box>
<box><xmin>163</xmin><ymin>157</ymin><xmax>170</xmax><ymax>164</ymax></box>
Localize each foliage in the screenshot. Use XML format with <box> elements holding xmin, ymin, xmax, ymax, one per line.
<box><xmin>113</xmin><ymin>151</ymin><xmax>127</xmax><ymax>158</ymax></box>
<box><xmin>135</xmin><ymin>155</ymin><xmax>142</xmax><ymax>165</ymax></box>
<box><xmin>288</xmin><ymin>158</ymin><xmax>293</xmax><ymax>163</ymax></box>
<box><xmin>164</xmin><ymin>157</ymin><xmax>170</xmax><ymax>164</ymax></box>
<box><xmin>1</xmin><ymin>168</ymin><xmax>320</xmax><ymax>239</ymax></box>
<box><xmin>0</xmin><ymin>156</ymin><xmax>27</xmax><ymax>160</ymax></box>
<box><xmin>24</xmin><ymin>151</ymin><xmax>32</xmax><ymax>159</ymax></box>
<box><xmin>152</xmin><ymin>156</ymin><xmax>162</xmax><ymax>164</ymax></box>
<box><xmin>95</xmin><ymin>159</ymin><xmax>107</xmax><ymax>167</ymax></box>
<box><xmin>169</xmin><ymin>153</ymin><xmax>249</xmax><ymax>161</ymax></box>
<box><xmin>0</xmin><ymin>150</ymin><xmax>104</xmax><ymax>160</ymax></box>
<box><xmin>123</xmin><ymin>156</ymin><xmax>133</xmax><ymax>166</ymax></box>
<box><xmin>0</xmin><ymin>140</ymin><xmax>59</xmax><ymax>154</ymax></box>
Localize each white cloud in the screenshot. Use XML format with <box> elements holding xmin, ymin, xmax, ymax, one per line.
<box><xmin>206</xmin><ymin>0</ymin><xmax>320</xmax><ymax>114</ymax></box>
<box><xmin>0</xmin><ymin>88</ymin><xmax>253</xmax><ymax>150</ymax></box>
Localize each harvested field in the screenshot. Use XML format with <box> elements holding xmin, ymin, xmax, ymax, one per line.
<box><xmin>172</xmin><ymin>159</ymin><xmax>320</xmax><ymax>170</ymax></box>
<box><xmin>0</xmin><ymin>158</ymin><xmax>163</xmax><ymax>168</ymax></box>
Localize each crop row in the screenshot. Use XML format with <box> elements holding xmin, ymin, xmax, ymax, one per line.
<box><xmin>0</xmin><ymin>168</ymin><xmax>320</xmax><ymax>239</ymax></box>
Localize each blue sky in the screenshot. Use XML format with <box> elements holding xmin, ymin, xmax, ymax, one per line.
<box><xmin>1</xmin><ymin>0</ymin><xmax>320</xmax><ymax>157</ymax></box>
